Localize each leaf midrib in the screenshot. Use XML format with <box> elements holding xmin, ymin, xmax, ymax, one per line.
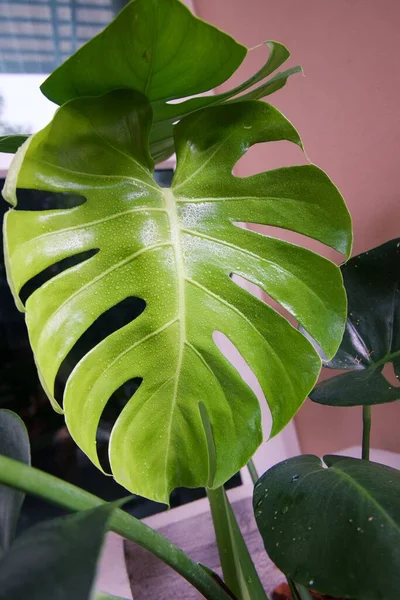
<box><xmin>143</xmin><ymin>0</ymin><xmax>158</xmax><ymax>96</ymax></box>
<box><xmin>161</xmin><ymin>188</ymin><xmax>304</xmax><ymax>462</ymax></box>
<box><xmin>163</xmin><ymin>189</ymin><xmax>187</xmax><ymax>498</ymax></box>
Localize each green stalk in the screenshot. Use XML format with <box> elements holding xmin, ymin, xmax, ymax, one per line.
<box><xmin>207</xmin><ymin>485</ymin><xmax>268</xmax><ymax>600</ymax></box>
<box><xmin>0</xmin><ymin>455</ymin><xmax>232</xmax><ymax>600</ymax></box>
<box><xmin>247</xmin><ymin>458</ymin><xmax>259</xmax><ymax>486</ymax></box>
<box><xmin>362</xmin><ymin>405</ymin><xmax>371</xmax><ymax>460</ymax></box>
<box><xmin>294</xmin><ymin>583</ymin><xmax>314</xmax><ymax>600</ymax></box>
<box><xmin>287</xmin><ymin>578</ymin><xmax>301</xmax><ymax>600</ymax></box>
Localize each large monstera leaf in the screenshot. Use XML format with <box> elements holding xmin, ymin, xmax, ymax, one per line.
<box><xmin>310</xmin><ymin>238</ymin><xmax>400</xmax><ymax>406</ymax></box>
<box><xmin>40</xmin><ymin>0</ymin><xmax>301</xmax><ymax>163</ymax></box>
<box><xmin>3</xmin><ymin>90</ymin><xmax>351</xmax><ymax>502</ymax></box>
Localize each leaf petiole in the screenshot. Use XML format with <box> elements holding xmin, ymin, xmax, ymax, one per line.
<box><xmin>0</xmin><ymin>455</ymin><xmax>232</xmax><ymax>600</ymax></box>
<box><xmin>207</xmin><ymin>485</ymin><xmax>268</xmax><ymax>600</ymax></box>
<box><xmin>247</xmin><ymin>458</ymin><xmax>259</xmax><ymax>486</ymax></box>
<box><xmin>362</xmin><ymin>405</ymin><xmax>372</xmax><ymax>460</ymax></box>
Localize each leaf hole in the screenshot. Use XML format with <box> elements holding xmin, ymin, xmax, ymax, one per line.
<box><xmin>233</xmin><ymin>140</ymin><xmax>305</xmax><ymax>177</ymax></box>
<box><xmin>382</xmin><ymin>362</ymin><xmax>400</xmax><ymax>388</ymax></box>
<box><xmin>229</xmin><ymin>272</ymin><xmax>298</xmax><ymax>329</ymax></box>
<box><xmin>212</xmin><ymin>330</ymin><xmax>272</xmax><ymax>438</ymax></box>
<box><xmin>15</xmin><ymin>189</ymin><xmax>86</xmax><ymax>211</ymax></box>
<box><xmin>96</xmin><ymin>376</ymin><xmax>143</xmax><ymax>473</ymax></box>
<box><xmin>54</xmin><ymin>296</ymin><xmax>146</xmax><ymax>405</ymax></box>
<box><xmin>153</xmin><ymin>168</ymin><xmax>174</xmax><ymax>188</ymax></box>
<box><xmin>233</xmin><ymin>222</ymin><xmax>344</xmax><ymax>264</ymax></box>
<box><xmin>165</xmin><ymin>93</ymin><xmax>213</xmax><ymax>105</ymax></box>
<box><xmin>19</xmin><ymin>249</ymin><xmax>99</xmax><ymax>305</ymax></box>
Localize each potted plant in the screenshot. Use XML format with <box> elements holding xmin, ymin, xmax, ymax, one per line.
<box><xmin>254</xmin><ymin>238</ymin><xmax>400</xmax><ymax>600</ymax></box>
<box><xmin>0</xmin><ymin>0</ymin><xmax>397</xmax><ymax>598</ymax></box>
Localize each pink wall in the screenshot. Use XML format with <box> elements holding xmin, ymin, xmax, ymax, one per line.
<box><xmin>194</xmin><ymin>0</ymin><xmax>400</xmax><ymax>455</ymax></box>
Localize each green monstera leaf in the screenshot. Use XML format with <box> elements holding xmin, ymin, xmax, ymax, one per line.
<box><xmin>0</xmin><ymin>135</ymin><xmax>29</xmax><ymax>154</ymax></box>
<box><xmin>2</xmin><ymin>90</ymin><xmax>351</xmax><ymax>502</ymax></box>
<box><xmin>310</xmin><ymin>238</ymin><xmax>400</xmax><ymax>406</ymax></box>
<box><xmin>40</xmin><ymin>0</ymin><xmax>301</xmax><ymax>163</ymax></box>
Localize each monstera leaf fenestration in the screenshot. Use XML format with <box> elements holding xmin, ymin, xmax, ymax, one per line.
<box><xmin>3</xmin><ymin>91</ymin><xmax>351</xmax><ymax>502</ymax></box>
<box><xmin>310</xmin><ymin>238</ymin><xmax>400</xmax><ymax>406</ymax></box>
<box><xmin>40</xmin><ymin>0</ymin><xmax>301</xmax><ymax>163</ymax></box>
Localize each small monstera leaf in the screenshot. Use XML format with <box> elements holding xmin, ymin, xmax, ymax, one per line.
<box><xmin>310</xmin><ymin>238</ymin><xmax>400</xmax><ymax>406</ymax></box>
<box><xmin>2</xmin><ymin>90</ymin><xmax>351</xmax><ymax>502</ymax></box>
<box><xmin>40</xmin><ymin>0</ymin><xmax>301</xmax><ymax>163</ymax></box>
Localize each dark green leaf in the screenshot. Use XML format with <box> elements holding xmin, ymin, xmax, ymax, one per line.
<box><xmin>148</xmin><ymin>40</ymin><xmax>302</xmax><ymax>162</ymax></box>
<box><xmin>0</xmin><ymin>135</ymin><xmax>28</xmax><ymax>154</ymax></box>
<box><xmin>254</xmin><ymin>454</ymin><xmax>400</xmax><ymax>600</ymax></box>
<box><xmin>0</xmin><ymin>410</ymin><xmax>30</xmax><ymax>555</ymax></box>
<box><xmin>40</xmin><ymin>0</ymin><xmax>299</xmax><ymax>162</ymax></box>
<box><xmin>41</xmin><ymin>0</ymin><xmax>245</xmax><ymax>105</ymax></box>
<box><xmin>310</xmin><ymin>238</ymin><xmax>400</xmax><ymax>406</ymax></box>
<box><xmin>3</xmin><ymin>90</ymin><xmax>351</xmax><ymax>503</ymax></box>
<box><xmin>0</xmin><ymin>503</ymin><xmax>116</xmax><ymax>600</ymax></box>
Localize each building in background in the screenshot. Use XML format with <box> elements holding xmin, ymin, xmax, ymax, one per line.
<box><xmin>0</xmin><ymin>0</ymin><xmax>127</xmax><ymax>74</ymax></box>
<box><xmin>0</xmin><ymin>0</ymin><xmax>128</xmax><ymax>168</ymax></box>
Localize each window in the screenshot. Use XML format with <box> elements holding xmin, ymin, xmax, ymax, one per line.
<box><xmin>0</xmin><ymin>0</ymin><xmax>130</xmax><ymax>167</ymax></box>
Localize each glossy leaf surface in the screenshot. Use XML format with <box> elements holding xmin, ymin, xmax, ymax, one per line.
<box><xmin>254</xmin><ymin>454</ymin><xmax>400</xmax><ymax>599</ymax></box>
<box><xmin>0</xmin><ymin>410</ymin><xmax>30</xmax><ymax>555</ymax></box>
<box><xmin>0</xmin><ymin>503</ymin><xmax>116</xmax><ymax>600</ymax></box>
<box><xmin>41</xmin><ymin>0</ymin><xmax>300</xmax><ymax>163</ymax></box>
<box><xmin>310</xmin><ymin>238</ymin><xmax>400</xmax><ymax>406</ymax></box>
<box><xmin>0</xmin><ymin>135</ymin><xmax>28</xmax><ymax>154</ymax></box>
<box><xmin>148</xmin><ymin>41</ymin><xmax>302</xmax><ymax>163</ymax></box>
<box><xmin>3</xmin><ymin>90</ymin><xmax>351</xmax><ymax>503</ymax></box>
